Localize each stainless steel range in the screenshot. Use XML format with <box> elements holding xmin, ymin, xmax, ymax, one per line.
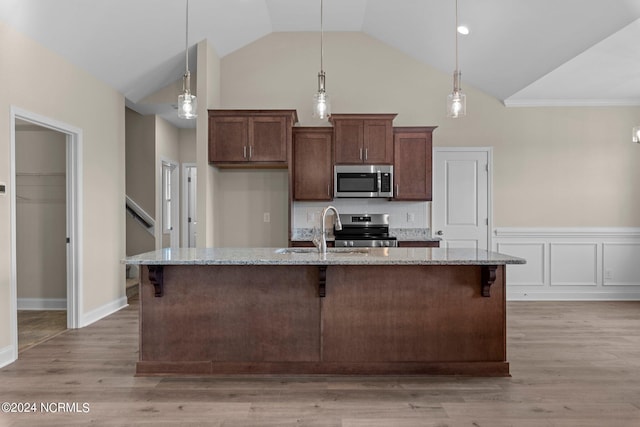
<box><xmin>333</xmin><ymin>213</ymin><xmax>397</xmax><ymax>247</ymax></box>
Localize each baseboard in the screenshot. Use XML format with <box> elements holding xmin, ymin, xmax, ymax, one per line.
<box><xmin>508</xmin><ymin>291</ymin><xmax>640</xmax><ymax>301</ymax></box>
<box><xmin>79</xmin><ymin>296</ymin><xmax>128</xmax><ymax>328</ymax></box>
<box><xmin>17</xmin><ymin>298</ymin><xmax>67</xmax><ymax>310</ymax></box>
<box><xmin>0</xmin><ymin>344</ymin><xmax>16</xmax><ymax>369</ymax></box>
<box><xmin>494</xmin><ymin>227</ymin><xmax>640</xmax><ymax>301</ymax></box>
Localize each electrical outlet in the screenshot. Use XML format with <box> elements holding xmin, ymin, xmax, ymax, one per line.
<box><xmin>407</xmin><ymin>212</ymin><xmax>415</xmax><ymax>223</ymax></box>
<box><xmin>263</xmin><ymin>212</ymin><xmax>270</xmax><ymax>223</ymax></box>
<box><xmin>604</xmin><ymin>269</ymin><xmax>613</xmax><ymax>281</ymax></box>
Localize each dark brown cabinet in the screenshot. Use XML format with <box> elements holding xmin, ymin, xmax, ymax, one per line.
<box><xmin>292</xmin><ymin>127</ymin><xmax>333</xmax><ymax>201</ymax></box>
<box><xmin>208</xmin><ymin>110</ymin><xmax>298</xmax><ymax>166</ymax></box>
<box><xmin>393</xmin><ymin>127</ymin><xmax>436</xmax><ymax>201</ymax></box>
<box><xmin>330</xmin><ymin>114</ymin><xmax>396</xmax><ymax>164</ymax></box>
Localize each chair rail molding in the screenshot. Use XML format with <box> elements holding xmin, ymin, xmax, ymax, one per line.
<box><xmin>493</xmin><ymin>227</ymin><xmax>640</xmax><ymax>301</ymax></box>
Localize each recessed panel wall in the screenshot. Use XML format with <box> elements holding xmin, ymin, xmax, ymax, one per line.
<box><xmin>495</xmin><ymin>228</ymin><xmax>640</xmax><ymax>300</ymax></box>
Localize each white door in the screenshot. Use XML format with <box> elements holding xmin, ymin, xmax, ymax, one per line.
<box><xmin>432</xmin><ymin>148</ymin><xmax>492</xmax><ymax>250</ymax></box>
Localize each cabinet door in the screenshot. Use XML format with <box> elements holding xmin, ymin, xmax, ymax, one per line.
<box><xmin>293</xmin><ymin>128</ymin><xmax>333</xmax><ymax>200</ymax></box>
<box><xmin>334</xmin><ymin>120</ymin><xmax>363</xmax><ymax>164</ymax></box>
<box><xmin>209</xmin><ymin>116</ymin><xmax>248</xmax><ymax>163</ymax></box>
<box><xmin>249</xmin><ymin>116</ymin><xmax>288</xmax><ymax>162</ymax></box>
<box><xmin>363</xmin><ymin>120</ymin><xmax>393</xmax><ymax>164</ymax></box>
<box><xmin>393</xmin><ymin>129</ymin><xmax>433</xmax><ymax>200</ymax></box>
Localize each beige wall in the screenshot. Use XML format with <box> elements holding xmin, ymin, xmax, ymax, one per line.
<box><xmin>179</xmin><ymin>128</ymin><xmax>197</xmax><ymax>164</ymax></box>
<box><xmin>0</xmin><ymin>21</ymin><xmax>125</xmax><ymax>351</ymax></box>
<box><xmin>196</xmin><ymin>40</ymin><xmax>221</xmax><ymax>248</ymax></box>
<box><xmin>213</xmin><ymin>170</ymin><xmax>289</xmax><ymax>247</ymax></box>
<box><xmin>155</xmin><ymin>116</ymin><xmax>180</xmax><ymax>249</ymax></box>
<box><xmin>218</xmin><ymin>32</ymin><xmax>640</xmax><ymax>234</ymax></box>
<box><xmin>125</xmin><ymin>108</ymin><xmax>155</xmax><ymax>255</ymax></box>
<box><xmin>15</xmin><ymin>128</ymin><xmax>66</xmax><ymax>300</ymax></box>
<box><xmin>125</xmin><ymin>109</ymin><xmax>155</xmax><ymax>216</ymax></box>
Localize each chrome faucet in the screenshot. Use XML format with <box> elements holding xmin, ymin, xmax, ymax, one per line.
<box><xmin>318</xmin><ymin>205</ymin><xmax>342</xmax><ymax>253</ymax></box>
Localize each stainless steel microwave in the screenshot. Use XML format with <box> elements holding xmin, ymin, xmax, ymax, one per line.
<box><xmin>334</xmin><ymin>165</ymin><xmax>393</xmax><ymax>198</ymax></box>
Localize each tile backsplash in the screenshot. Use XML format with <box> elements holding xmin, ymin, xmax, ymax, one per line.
<box><xmin>292</xmin><ymin>200</ymin><xmax>430</xmax><ymax>230</ymax></box>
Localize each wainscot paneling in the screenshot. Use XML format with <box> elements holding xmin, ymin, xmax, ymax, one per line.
<box><xmin>494</xmin><ymin>228</ymin><xmax>640</xmax><ymax>301</ymax></box>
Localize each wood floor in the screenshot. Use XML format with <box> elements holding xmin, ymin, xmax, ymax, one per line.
<box><xmin>17</xmin><ymin>310</ymin><xmax>67</xmax><ymax>353</ymax></box>
<box><xmin>1</xmin><ymin>298</ymin><xmax>639</xmax><ymax>426</ymax></box>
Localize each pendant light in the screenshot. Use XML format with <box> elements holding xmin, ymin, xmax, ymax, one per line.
<box><xmin>178</xmin><ymin>0</ymin><xmax>197</xmax><ymax>120</ymax></box>
<box><xmin>312</xmin><ymin>0</ymin><xmax>330</xmax><ymax>120</ymax></box>
<box><xmin>633</xmin><ymin>126</ymin><xmax>640</xmax><ymax>143</ymax></box>
<box><xmin>446</xmin><ymin>0</ymin><xmax>466</xmax><ymax>118</ymax></box>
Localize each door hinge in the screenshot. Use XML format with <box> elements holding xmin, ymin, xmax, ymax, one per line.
<box><xmin>66</xmin><ymin>237</ymin><xmax>70</xmax><ymax>243</ymax></box>
<box><xmin>188</xmin><ymin>177</ymin><xmax>191</xmax><ymax>183</ymax></box>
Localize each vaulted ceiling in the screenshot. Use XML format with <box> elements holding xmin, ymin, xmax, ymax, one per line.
<box><xmin>2</xmin><ymin>0</ymin><xmax>640</xmax><ymax>128</ymax></box>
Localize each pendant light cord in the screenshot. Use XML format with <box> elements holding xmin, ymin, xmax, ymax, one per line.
<box><xmin>185</xmin><ymin>0</ymin><xmax>190</xmax><ymax>74</ymax></box>
<box><xmin>455</xmin><ymin>0</ymin><xmax>459</xmax><ymax>72</ymax></box>
<box><xmin>320</xmin><ymin>0</ymin><xmax>324</xmax><ymax>73</ymax></box>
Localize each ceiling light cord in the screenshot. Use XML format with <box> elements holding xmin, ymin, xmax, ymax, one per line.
<box><xmin>313</xmin><ymin>0</ymin><xmax>330</xmax><ymax>120</ymax></box>
<box><xmin>178</xmin><ymin>0</ymin><xmax>197</xmax><ymax>119</ymax></box>
<box><xmin>185</xmin><ymin>0</ymin><xmax>189</xmax><ymax>75</ymax></box>
<box><xmin>320</xmin><ymin>0</ymin><xmax>324</xmax><ymax>74</ymax></box>
<box><xmin>454</xmin><ymin>0</ymin><xmax>458</xmax><ymax>75</ymax></box>
<box><xmin>447</xmin><ymin>0</ymin><xmax>466</xmax><ymax>118</ymax></box>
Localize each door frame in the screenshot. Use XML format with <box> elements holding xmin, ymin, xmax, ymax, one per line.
<box><xmin>182</xmin><ymin>163</ymin><xmax>197</xmax><ymax>248</ymax></box>
<box><xmin>432</xmin><ymin>146</ymin><xmax>493</xmax><ymax>250</ymax></box>
<box><xmin>9</xmin><ymin>106</ymin><xmax>82</xmax><ymax>361</ymax></box>
<box><xmin>158</xmin><ymin>158</ymin><xmax>179</xmax><ymax>250</ymax></box>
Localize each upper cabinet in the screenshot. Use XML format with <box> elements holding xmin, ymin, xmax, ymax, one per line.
<box><xmin>292</xmin><ymin>127</ymin><xmax>333</xmax><ymax>201</ymax></box>
<box><xmin>208</xmin><ymin>110</ymin><xmax>298</xmax><ymax>167</ymax></box>
<box><xmin>330</xmin><ymin>114</ymin><xmax>396</xmax><ymax>164</ymax></box>
<box><xmin>393</xmin><ymin>127</ymin><xmax>437</xmax><ymax>201</ymax></box>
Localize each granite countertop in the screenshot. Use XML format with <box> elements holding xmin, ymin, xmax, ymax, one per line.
<box><xmin>124</xmin><ymin>247</ymin><xmax>526</xmax><ymax>266</ymax></box>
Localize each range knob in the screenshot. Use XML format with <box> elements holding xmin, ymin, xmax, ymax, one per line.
<box><xmin>348</xmin><ymin>241</ymin><xmax>354</xmax><ymax>247</ymax></box>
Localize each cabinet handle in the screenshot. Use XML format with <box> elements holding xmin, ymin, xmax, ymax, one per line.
<box><xmin>249</xmin><ymin>146</ymin><xmax>253</xmax><ymax>159</ymax></box>
<box><xmin>359</xmin><ymin>148</ymin><xmax>363</xmax><ymax>160</ymax></box>
<box><xmin>365</xmin><ymin>148</ymin><xmax>368</xmax><ymax>161</ymax></box>
<box><xmin>328</xmin><ymin>184</ymin><xmax>331</xmax><ymax>197</ymax></box>
<box><xmin>243</xmin><ymin>146</ymin><xmax>247</xmax><ymax>159</ymax></box>
<box><xmin>395</xmin><ymin>184</ymin><xmax>399</xmax><ymax>196</ymax></box>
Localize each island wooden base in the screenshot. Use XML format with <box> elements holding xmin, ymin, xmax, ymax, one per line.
<box><xmin>137</xmin><ymin>264</ymin><xmax>508</xmax><ymax>377</ymax></box>
<box><xmin>136</xmin><ymin>361</ymin><xmax>509</xmax><ymax>377</ymax></box>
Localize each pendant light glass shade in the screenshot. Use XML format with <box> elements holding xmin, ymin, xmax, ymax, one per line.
<box><xmin>447</xmin><ymin>0</ymin><xmax>466</xmax><ymax>118</ymax></box>
<box><xmin>178</xmin><ymin>0</ymin><xmax>197</xmax><ymax>120</ymax></box>
<box><xmin>312</xmin><ymin>0</ymin><xmax>330</xmax><ymax>120</ymax></box>
<box><xmin>447</xmin><ymin>71</ymin><xmax>466</xmax><ymax>118</ymax></box>
<box><xmin>178</xmin><ymin>71</ymin><xmax>197</xmax><ymax>119</ymax></box>
<box><xmin>633</xmin><ymin>126</ymin><xmax>640</xmax><ymax>143</ymax></box>
<box><xmin>313</xmin><ymin>71</ymin><xmax>330</xmax><ymax>119</ymax></box>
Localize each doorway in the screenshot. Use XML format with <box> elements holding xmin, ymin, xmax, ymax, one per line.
<box><xmin>432</xmin><ymin>147</ymin><xmax>493</xmax><ymax>250</ymax></box>
<box><xmin>10</xmin><ymin>107</ymin><xmax>81</xmax><ymax>361</ymax></box>
<box><xmin>160</xmin><ymin>159</ymin><xmax>179</xmax><ymax>249</ymax></box>
<box><xmin>183</xmin><ymin>164</ymin><xmax>197</xmax><ymax>248</ymax></box>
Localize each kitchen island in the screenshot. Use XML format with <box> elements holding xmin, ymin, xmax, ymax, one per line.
<box><xmin>125</xmin><ymin>247</ymin><xmax>525</xmax><ymax>376</ymax></box>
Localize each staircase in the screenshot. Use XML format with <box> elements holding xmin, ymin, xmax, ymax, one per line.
<box><xmin>125</xmin><ymin>196</ymin><xmax>156</xmax><ymax>302</ymax></box>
